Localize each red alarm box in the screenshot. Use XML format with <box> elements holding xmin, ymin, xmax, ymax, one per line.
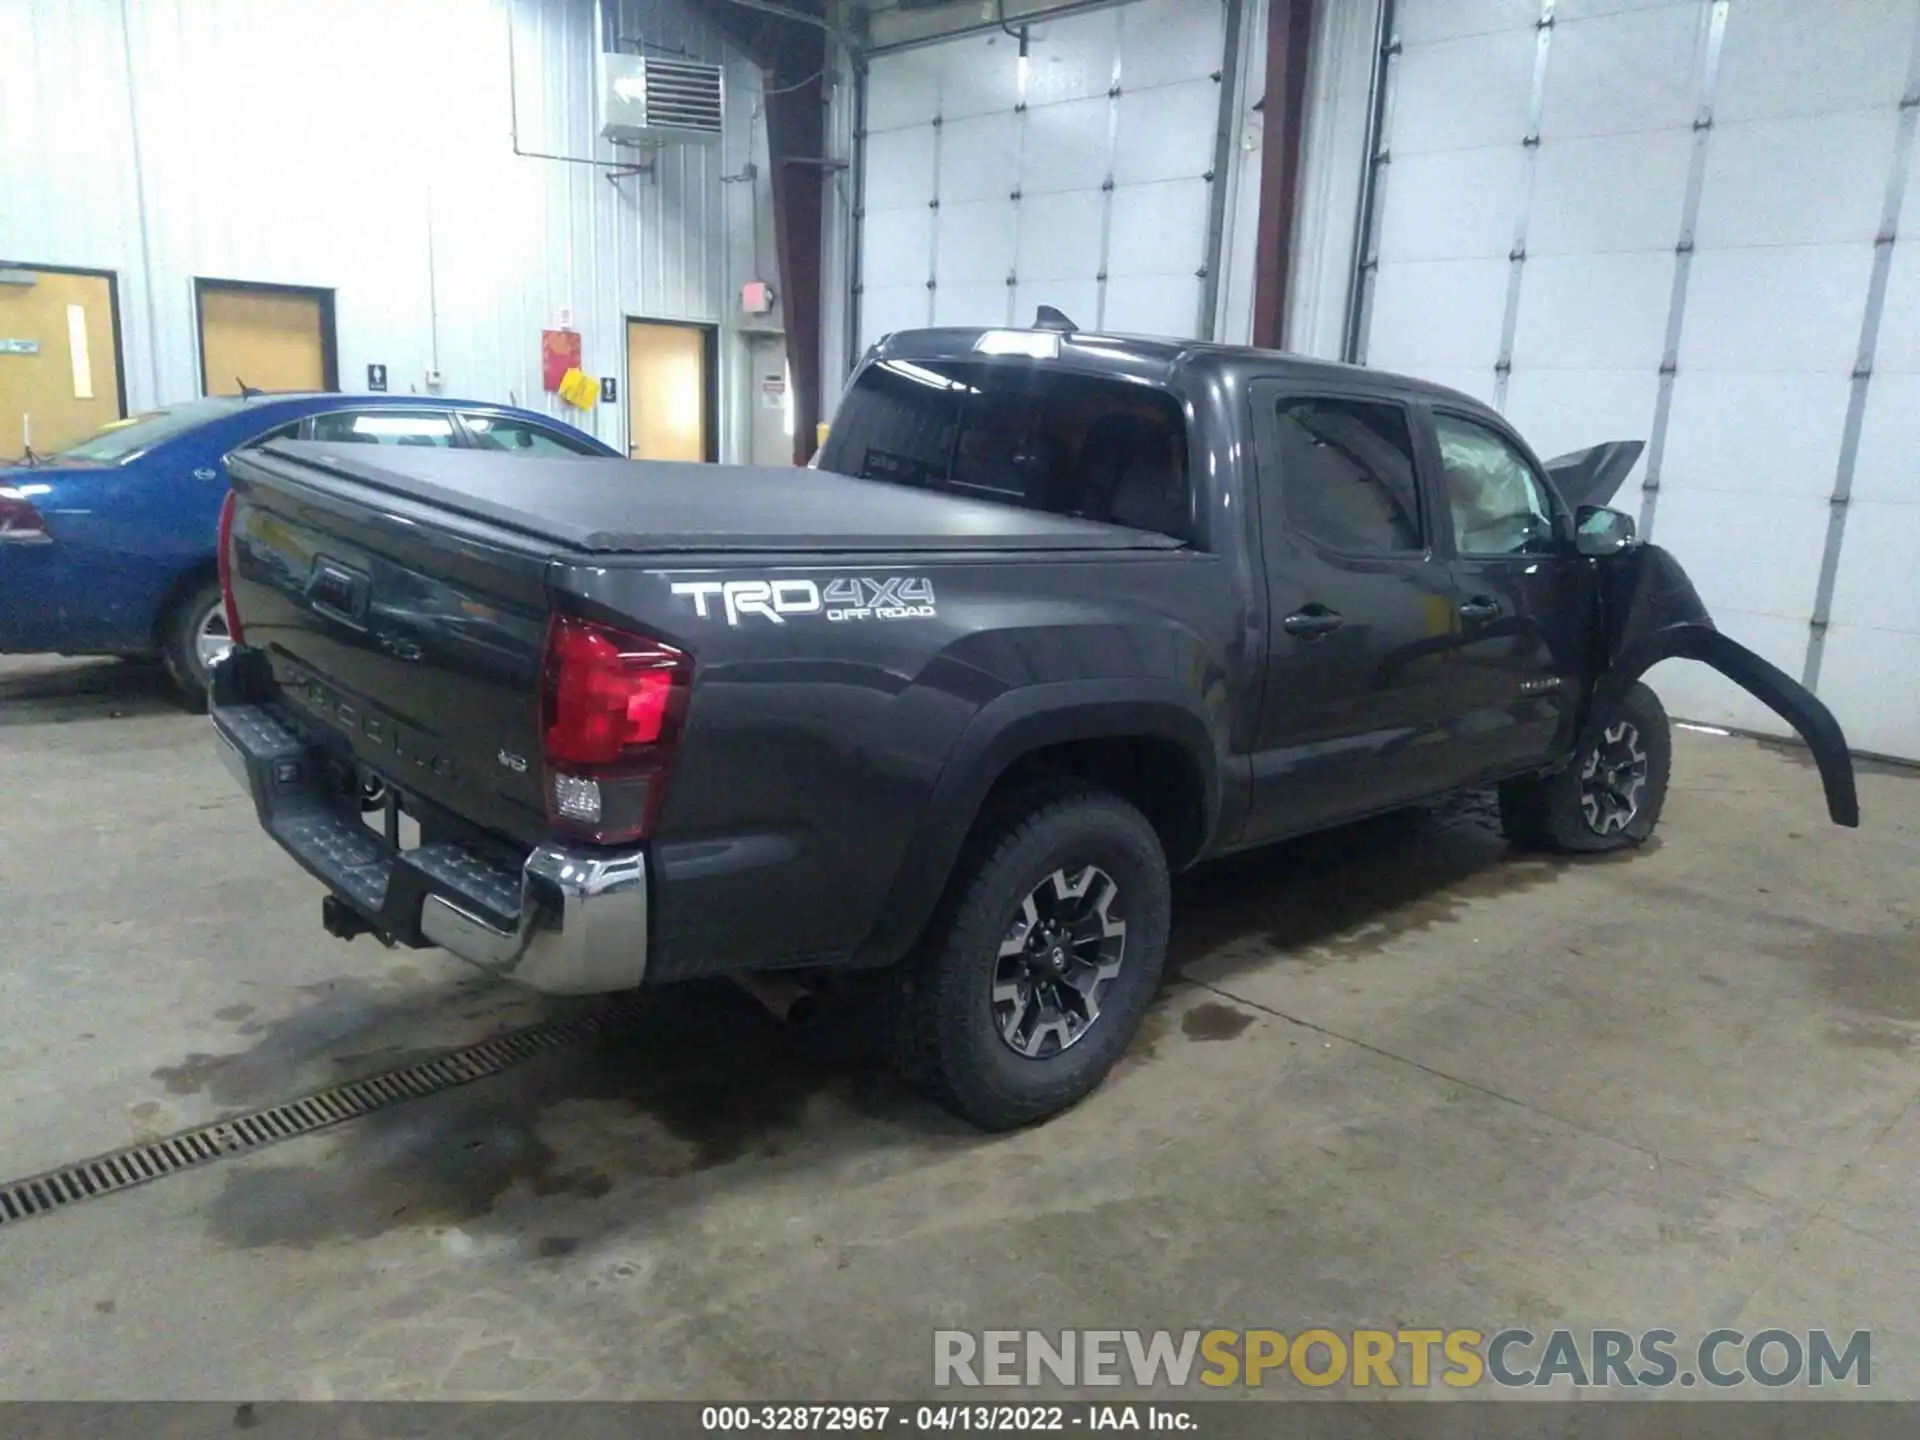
<box><xmin>541</xmin><ymin>329</ymin><xmax>582</xmax><ymax>392</ymax></box>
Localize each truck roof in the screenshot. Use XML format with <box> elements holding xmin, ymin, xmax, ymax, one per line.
<box><xmin>245</xmin><ymin>441</ymin><xmax>1189</xmax><ymax>557</ymax></box>
<box><xmin>869</xmin><ymin>325</ymin><xmax>1497</xmax><ymax>414</ymax></box>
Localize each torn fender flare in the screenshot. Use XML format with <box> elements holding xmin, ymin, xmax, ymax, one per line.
<box><xmin>1594</xmin><ymin>622</ymin><xmax>1860</xmax><ymax>829</ymax></box>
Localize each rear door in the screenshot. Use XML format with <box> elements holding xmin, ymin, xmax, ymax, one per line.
<box><xmin>1423</xmin><ymin>405</ymin><xmax>1596</xmax><ymax>781</ymax></box>
<box><xmin>1241</xmin><ymin>386</ymin><xmax>1462</xmax><ymax>843</ymax></box>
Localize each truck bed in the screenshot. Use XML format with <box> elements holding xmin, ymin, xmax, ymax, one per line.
<box><xmin>251</xmin><ymin>441</ymin><xmax>1186</xmax><ymax>556</ymax></box>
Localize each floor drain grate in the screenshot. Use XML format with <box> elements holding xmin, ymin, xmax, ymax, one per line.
<box><xmin>0</xmin><ymin>994</ymin><xmax>651</xmax><ymax>1229</ymax></box>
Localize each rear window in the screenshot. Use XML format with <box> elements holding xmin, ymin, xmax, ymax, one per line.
<box><xmin>57</xmin><ymin>398</ymin><xmax>246</xmax><ymax>463</ymax></box>
<box><xmin>818</xmin><ymin>358</ymin><xmax>1191</xmax><ymax>541</ymax></box>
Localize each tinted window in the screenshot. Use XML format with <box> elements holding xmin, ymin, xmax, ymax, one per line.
<box><xmin>310</xmin><ymin>411</ymin><xmax>458</xmax><ymax>448</ymax></box>
<box><xmin>1274</xmin><ymin>398</ymin><xmax>1423</xmax><ymax>552</ymax></box>
<box><xmin>463</xmin><ymin>413</ymin><xmax>601</xmax><ymax>456</ymax></box>
<box><xmin>818</xmin><ymin>358</ymin><xmax>1190</xmax><ymax>541</ymax></box>
<box><xmin>1434</xmin><ymin>413</ymin><xmax>1557</xmax><ymax>556</ymax></box>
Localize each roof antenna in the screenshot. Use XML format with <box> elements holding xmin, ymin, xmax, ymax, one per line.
<box><xmin>1033</xmin><ymin>305</ymin><xmax>1078</xmax><ymax>333</ymax></box>
<box><xmin>236</xmin><ymin>377</ymin><xmax>261</xmax><ymax>399</ymax></box>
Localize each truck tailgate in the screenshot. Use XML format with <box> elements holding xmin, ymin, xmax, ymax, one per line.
<box><xmin>222</xmin><ymin>445</ymin><xmax>554</xmax><ymax>848</ymax></box>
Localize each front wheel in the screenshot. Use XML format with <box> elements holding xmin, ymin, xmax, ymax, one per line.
<box><xmin>160</xmin><ymin>579</ymin><xmax>232</xmax><ymax>708</ymax></box>
<box><xmin>890</xmin><ymin>785</ymin><xmax>1172</xmax><ymax>1130</ymax></box>
<box><xmin>1500</xmin><ymin>681</ymin><xmax>1672</xmax><ymax>853</ymax></box>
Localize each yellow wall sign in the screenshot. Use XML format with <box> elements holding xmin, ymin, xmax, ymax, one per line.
<box><xmin>557</xmin><ymin>366</ymin><xmax>598</xmax><ymax>410</ymax></box>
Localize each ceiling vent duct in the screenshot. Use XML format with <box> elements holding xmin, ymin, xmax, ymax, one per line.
<box><xmin>601</xmin><ymin>55</ymin><xmax>724</xmax><ymax>146</ymax></box>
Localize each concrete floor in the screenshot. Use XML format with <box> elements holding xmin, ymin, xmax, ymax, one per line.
<box><xmin>1</xmin><ymin>654</ymin><xmax>1917</xmax><ymax>1406</ymax></box>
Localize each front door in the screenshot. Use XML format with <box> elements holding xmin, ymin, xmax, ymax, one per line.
<box><xmin>196</xmin><ymin>279</ymin><xmax>335</xmax><ymax>397</ymax></box>
<box><xmin>1242</xmin><ymin>387</ymin><xmax>1463</xmax><ymax>844</ymax></box>
<box><xmin>1425</xmin><ymin>406</ymin><xmax>1594</xmax><ymax>782</ymax></box>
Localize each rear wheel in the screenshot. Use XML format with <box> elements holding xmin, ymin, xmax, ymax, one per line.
<box><xmin>160</xmin><ymin>579</ymin><xmax>231</xmax><ymax>708</ymax></box>
<box><xmin>890</xmin><ymin>784</ymin><xmax>1171</xmax><ymax>1130</ymax></box>
<box><xmin>1499</xmin><ymin>681</ymin><xmax>1672</xmax><ymax>853</ymax></box>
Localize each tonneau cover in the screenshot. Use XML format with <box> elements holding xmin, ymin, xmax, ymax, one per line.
<box><xmin>251</xmin><ymin>441</ymin><xmax>1186</xmax><ymax>555</ymax></box>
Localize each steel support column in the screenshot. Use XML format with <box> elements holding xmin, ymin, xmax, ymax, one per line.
<box><xmin>765</xmin><ymin>56</ymin><xmax>828</xmax><ymax>464</ymax></box>
<box><xmin>1249</xmin><ymin>0</ymin><xmax>1317</xmax><ymax>350</ymax></box>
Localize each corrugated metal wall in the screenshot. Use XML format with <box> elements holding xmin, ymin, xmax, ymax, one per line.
<box><xmin>0</xmin><ymin>0</ymin><xmax>770</xmax><ymax>458</ymax></box>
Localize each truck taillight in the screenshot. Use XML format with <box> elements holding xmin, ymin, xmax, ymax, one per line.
<box><xmin>216</xmin><ymin>489</ymin><xmax>246</xmax><ymax>647</ymax></box>
<box><xmin>0</xmin><ymin>487</ymin><xmax>53</xmax><ymax>545</ymax></box>
<box><xmin>540</xmin><ymin>614</ymin><xmax>691</xmax><ymax>845</ymax></box>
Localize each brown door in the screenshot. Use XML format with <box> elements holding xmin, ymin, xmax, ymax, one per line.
<box><xmin>626</xmin><ymin>319</ymin><xmax>714</xmax><ymax>461</ymax></box>
<box><xmin>196</xmin><ymin>280</ymin><xmax>335</xmax><ymax>396</ymax></box>
<box><xmin>0</xmin><ymin>265</ymin><xmax>124</xmax><ymax>458</ymax></box>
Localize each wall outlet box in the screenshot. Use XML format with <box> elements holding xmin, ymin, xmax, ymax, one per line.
<box><xmin>425</xmin><ymin>369</ymin><xmax>444</xmax><ymax>389</ymax></box>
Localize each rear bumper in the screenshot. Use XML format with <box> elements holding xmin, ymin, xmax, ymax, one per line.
<box><xmin>213</xmin><ymin>701</ymin><xmax>649</xmax><ymax>994</ymax></box>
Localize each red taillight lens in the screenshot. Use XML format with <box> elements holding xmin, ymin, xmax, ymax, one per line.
<box><xmin>540</xmin><ymin>614</ymin><xmax>691</xmax><ymax>844</ymax></box>
<box><xmin>216</xmin><ymin>489</ymin><xmax>246</xmax><ymax>647</ymax></box>
<box><xmin>0</xmin><ymin>487</ymin><xmax>53</xmax><ymax>545</ymax></box>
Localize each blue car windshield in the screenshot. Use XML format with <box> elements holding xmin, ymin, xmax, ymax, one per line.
<box><xmin>57</xmin><ymin>398</ymin><xmax>249</xmax><ymax>463</ymax></box>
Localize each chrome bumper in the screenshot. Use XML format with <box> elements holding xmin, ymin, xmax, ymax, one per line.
<box><xmin>419</xmin><ymin>846</ymin><xmax>649</xmax><ymax>994</ymax></box>
<box><xmin>213</xmin><ymin>699</ymin><xmax>648</xmax><ymax>995</ymax></box>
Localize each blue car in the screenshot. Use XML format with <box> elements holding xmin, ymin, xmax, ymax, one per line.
<box><xmin>0</xmin><ymin>393</ymin><xmax>617</xmax><ymax>702</ymax></box>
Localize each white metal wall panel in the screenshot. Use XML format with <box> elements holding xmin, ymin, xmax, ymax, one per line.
<box><xmin>0</xmin><ymin>0</ymin><xmax>766</xmax><ymax>460</ymax></box>
<box><xmin>857</xmin><ymin>0</ymin><xmax>1229</xmax><ymax>352</ymax></box>
<box><xmin>1351</xmin><ymin>0</ymin><xmax>1920</xmax><ymax>758</ymax></box>
<box><xmin>1360</xmin><ymin>15</ymin><xmax>1538</xmax><ymax>386</ymax></box>
<box><xmin>1819</xmin><ymin>27</ymin><xmax>1920</xmax><ymax>761</ymax></box>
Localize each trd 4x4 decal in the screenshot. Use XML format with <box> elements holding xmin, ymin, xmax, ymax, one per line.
<box><xmin>670</xmin><ymin>576</ymin><xmax>937</xmax><ymax>626</ymax></box>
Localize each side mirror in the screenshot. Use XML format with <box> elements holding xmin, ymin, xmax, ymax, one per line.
<box><xmin>1575</xmin><ymin>504</ymin><xmax>1636</xmax><ymax>557</ymax></box>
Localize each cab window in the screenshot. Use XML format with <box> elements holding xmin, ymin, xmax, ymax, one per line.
<box><xmin>1433</xmin><ymin>413</ymin><xmax>1559</xmax><ymax>557</ymax></box>
<box><xmin>1272</xmin><ymin>397</ymin><xmax>1424</xmax><ymax>553</ymax></box>
<box><xmin>818</xmin><ymin>358</ymin><xmax>1191</xmax><ymax>542</ymax></box>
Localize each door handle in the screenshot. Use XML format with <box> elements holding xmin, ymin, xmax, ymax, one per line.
<box><xmin>1459</xmin><ymin>596</ymin><xmax>1503</xmax><ymax>623</ymax></box>
<box><xmin>1282</xmin><ymin>606</ymin><xmax>1345</xmax><ymax>638</ymax></box>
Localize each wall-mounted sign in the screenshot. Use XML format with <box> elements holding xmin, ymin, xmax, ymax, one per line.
<box><xmin>557</xmin><ymin>367</ymin><xmax>598</xmax><ymax>410</ymax></box>
<box><xmin>367</xmin><ymin>363</ymin><xmax>388</xmax><ymax>392</ymax></box>
<box><xmin>542</xmin><ymin>329</ymin><xmax>582</xmax><ymax>392</ymax></box>
<box><xmin>600</xmin><ymin>376</ymin><xmax>618</xmax><ymax>404</ymax></box>
<box><xmin>0</xmin><ymin>339</ymin><xmax>39</xmax><ymax>356</ymax></box>
<box><xmin>761</xmin><ymin>374</ymin><xmax>787</xmax><ymax>410</ymax></box>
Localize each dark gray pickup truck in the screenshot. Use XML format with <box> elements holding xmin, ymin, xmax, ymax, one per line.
<box><xmin>210</xmin><ymin>316</ymin><xmax>1859</xmax><ymax>1129</ymax></box>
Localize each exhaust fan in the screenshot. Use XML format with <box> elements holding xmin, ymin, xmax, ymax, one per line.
<box><xmin>601</xmin><ymin>54</ymin><xmax>724</xmax><ymax>146</ymax></box>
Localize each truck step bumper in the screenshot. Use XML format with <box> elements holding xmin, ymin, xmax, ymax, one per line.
<box><xmin>213</xmin><ymin>701</ymin><xmax>649</xmax><ymax>995</ymax></box>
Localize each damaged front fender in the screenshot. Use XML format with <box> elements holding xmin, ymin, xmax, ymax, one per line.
<box><xmin>1591</xmin><ymin>544</ymin><xmax>1859</xmax><ymax>827</ymax></box>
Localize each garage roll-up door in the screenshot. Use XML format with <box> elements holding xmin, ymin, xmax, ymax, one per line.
<box><xmin>857</xmin><ymin>0</ymin><xmax>1230</xmax><ymax>352</ymax></box>
<box><xmin>1351</xmin><ymin>0</ymin><xmax>1920</xmax><ymax>761</ymax></box>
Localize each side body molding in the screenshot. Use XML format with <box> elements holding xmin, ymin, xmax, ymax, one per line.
<box><xmin>1591</xmin><ymin>545</ymin><xmax>1859</xmax><ymax>828</ymax></box>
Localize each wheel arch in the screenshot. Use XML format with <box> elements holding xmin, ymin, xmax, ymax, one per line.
<box><xmin>852</xmin><ymin>679</ymin><xmax>1225</xmax><ymax>967</ymax></box>
<box><xmin>149</xmin><ymin>555</ymin><xmax>220</xmax><ymax>651</ymax></box>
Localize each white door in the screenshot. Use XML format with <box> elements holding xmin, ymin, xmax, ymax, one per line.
<box><xmin>857</xmin><ymin>0</ymin><xmax>1231</xmax><ymax>350</ymax></box>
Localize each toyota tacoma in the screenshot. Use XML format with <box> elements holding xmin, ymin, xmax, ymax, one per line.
<box><xmin>209</xmin><ymin>315</ymin><xmax>1860</xmax><ymax>1129</ymax></box>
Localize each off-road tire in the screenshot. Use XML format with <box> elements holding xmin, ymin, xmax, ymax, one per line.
<box><xmin>1499</xmin><ymin>681</ymin><xmax>1672</xmax><ymax>853</ymax></box>
<box><xmin>889</xmin><ymin>783</ymin><xmax>1171</xmax><ymax>1130</ymax></box>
